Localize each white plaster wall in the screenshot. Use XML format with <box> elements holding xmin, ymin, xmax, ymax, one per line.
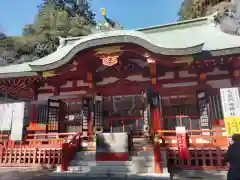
<box><xmin>179</xmin><ymin>70</ymin><xmax>197</xmax><ymax>78</ymax></box>
<box><xmin>37</xmin><ymin>91</ymin><xmax>87</xmax><ymax>101</ymax></box>
<box><xmin>76</xmin><ymin>80</ymin><xmax>88</xmax><ymax>87</ymax></box>
<box><xmin>97</xmin><ymin>77</ymin><xmax>119</xmax><ymax>85</ymax></box>
<box><xmin>39</xmin><ymin>83</ymin><xmax>54</xmax><ymax>90</ymax></box>
<box><xmin>59</xmin><ymin>91</ymin><xmax>86</xmax><ymax>96</ymax></box>
<box><xmin>207</xmin><ymin>79</ymin><xmax>232</xmax><ymax>88</ymax></box>
<box><xmin>37</xmin><ymin>93</ymin><xmax>54</xmax><ymax>101</ymax></box>
<box><xmin>61</xmin><ymin>81</ymin><xmax>73</xmax><ymax>88</ymax></box>
<box><xmin>162</xmin><ymin>82</ymin><xmax>198</xmax><ymax>88</ymax></box>
<box><xmin>158</xmin><ymin>72</ymin><xmax>174</xmax><ymax>80</ymax></box>
<box><xmin>126</xmin><ymin>75</ymin><xmax>150</xmax><ymax>82</ymax></box>
<box><xmin>206</xmin><ymin>68</ymin><xmax>228</xmax><ymax>75</ymax></box>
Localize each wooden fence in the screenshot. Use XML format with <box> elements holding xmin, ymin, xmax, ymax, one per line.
<box><xmin>0</xmin><ymin>130</ymin><xmax>230</xmax><ymax>172</ymax></box>
<box><xmin>0</xmin><ymin>133</ymin><xmax>81</xmax><ymax>169</ymax></box>
<box><xmin>157</xmin><ymin>129</ymin><xmax>228</xmax><ymax>171</ymax></box>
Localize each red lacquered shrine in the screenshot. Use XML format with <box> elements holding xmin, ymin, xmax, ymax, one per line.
<box><xmin>0</xmin><ymin>8</ymin><xmax>239</xmax><ymax>174</ymax></box>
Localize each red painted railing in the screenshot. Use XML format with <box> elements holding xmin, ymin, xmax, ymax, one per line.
<box><xmin>0</xmin><ymin>133</ymin><xmax>79</xmax><ymax>168</ymax></box>
<box><xmin>0</xmin><ymin>129</ymin><xmax>229</xmax><ymax>172</ymax></box>
<box><xmin>61</xmin><ymin>132</ymin><xmax>82</xmax><ymax>172</ymax></box>
<box><xmin>156</xmin><ymin>129</ymin><xmax>228</xmax><ymax>171</ymax></box>
<box><xmin>0</xmin><ymin>147</ymin><xmax>62</xmax><ymax>167</ymax></box>
<box><xmin>167</xmin><ymin>148</ymin><xmax>228</xmax><ymax>171</ymax></box>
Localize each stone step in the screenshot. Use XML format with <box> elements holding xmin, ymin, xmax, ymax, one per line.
<box><xmin>70</xmin><ymin>160</ymin><xmax>153</xmax><ymax>169</ymax></box>
<box><xmin>131</xmin><ymin>155</ymin><xmax>154</xmax><ymax>161</ymax></box>
<box><xmin>53</xmin><ymin>171</ymin><xmax>170</xmax><ymax>179</ymax></box>
<box><xmin>68</xmin><ymin>165</ymin><xmax>130</xmax><ymax>173</ymax></box>
<box><xmin>71</xmin><ymin>156</ymin><xmax>153</xmax><ymax>165</ymax></box>
<box><xmin>131</xmin><ymin>150</ymin><xmax>154</xmax><ymax>156</ymax></box>
<box><xmin>69</xmin><ymin>160</ymin><xmax>96</xmax><ymax>166</ymax></box>
<box><xmin>74</xmin><ymin>151</ymin><xmax>154</xmax><ymax>160</ymax></box>
<box><xmin>75</xmin><ymin>151</ymin><xmax>96</xmax><ymax>161</ymax></box>
<box><xmin>70</xmin><ymin>160</ymin><xmax>133</xmax><ymax>166</ymax></box>
<box><xmin>132</xmin><ymin>138</ymin><xmax>149</xmax><ymax>143</ymax></box>
<box><xmin>67</xmin><ymin>165</ymin><xmax>154</xmax><ymax>174</ymax></box>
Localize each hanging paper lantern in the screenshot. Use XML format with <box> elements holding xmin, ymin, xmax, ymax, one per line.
<box><xmin>233</xmin><ymin>70</ymin><xmax>240</xmax><ymax>78</ymax></box>
<box><xmin>199</xmin><ymin>73</ymin><xmax>206</xmax><ymax>80</ymax></box>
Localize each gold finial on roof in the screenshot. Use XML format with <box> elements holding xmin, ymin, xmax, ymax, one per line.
<box><xmin>101</xmin><ymin>8</ymin><xmax>106</xmax><ymax>16</ymax></box>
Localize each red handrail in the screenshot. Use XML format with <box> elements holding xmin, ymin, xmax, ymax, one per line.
<box><xmin>61</xmin><ymin>132</ymin><xmax>82</xmax><ymax>172</ymax></box>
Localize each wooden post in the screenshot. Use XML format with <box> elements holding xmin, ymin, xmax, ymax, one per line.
<box><xmin>152</xmin><ymin>108</ymin><xmax>162</xmax><ymax>174</ymax></box>
<box><xmin>87</xmin><ymin>72</ymin><xmax>95</xmax><ymax>142</ymax></box>
<box><xmin>29</xmin><ymin>85</ymin><xmax>38</xmax><ymax>128</ymax></box>
<box><xmin>60</xmin><ymin>141</ymin><xmax>69</xmax><ymax>172</ymax></box>
<box><xmin>88</xmin><ymin>100</ymin><xmax>93</xmax><ymax>142</ymax></box>
<box><xmin>148</xmin><ymin>90</ymin><xmax>162</xmax><ymax>174</ymax></box>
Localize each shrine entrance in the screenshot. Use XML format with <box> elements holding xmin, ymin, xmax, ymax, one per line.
<box><xmin>103</xmin><ymin>94</ymin><xmax>145</xmax><ymax>136</ymax></box>
<box><xmin>162</xmin><ymin>95</ymin><xmax>200</xmax><ymax>134</ymax></box>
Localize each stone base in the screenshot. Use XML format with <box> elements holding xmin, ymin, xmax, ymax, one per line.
<box><xmin>52</xmin><ymin>172</ymin><xmax>170</xmax><ymax>179</ymax></box>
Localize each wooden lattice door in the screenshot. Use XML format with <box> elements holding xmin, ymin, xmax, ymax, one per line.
<box><xmin>94</xmin><ymin>95</ymin><xmax>103</xmax><ymax>132</ymax></box>
<box><xmin>47</xmin><ymin>99</ymin><xmax>60</xmax><ymax>133</ymax></box>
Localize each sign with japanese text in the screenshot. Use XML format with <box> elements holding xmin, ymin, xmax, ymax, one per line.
<box><xmin>197</xmin><ymin>91</ymin><xmax>210</xmax><ymax>130</ymax></box>
<box><xmin>220</xmin><ymin>88</ymin><xmax>240</xmax><ymax>136</ymax></box>
<box><xmin>176</xmin><ymin>126</ymin><xmax>189</xmax><ymax>160</ymax></box>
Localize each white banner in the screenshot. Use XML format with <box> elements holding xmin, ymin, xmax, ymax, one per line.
<box><xmin>0</xmin><ymin>102</ymin><xmax>25</xmax><ymax>140</ymax></box>
<box><xmin>10</xmin><ymin>102</ymin><xmax>25</xmax><ymax>141</ymax></box>
<box><xmin>220</xmin><ymin>88</ymin><xmax>240</xmax><ymax>117</ymax></box>
<box><xmin>0</xmin><ymin>103</ymin><xmax>14</xmax><ymax>131</ymax></box>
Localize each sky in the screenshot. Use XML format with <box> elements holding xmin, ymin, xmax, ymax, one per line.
<box><xmin>0</xmin><ymin>0</ymin><xmax>183</xmax><ymax>36</ymax></box>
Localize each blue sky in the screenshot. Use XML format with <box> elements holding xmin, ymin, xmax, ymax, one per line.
<box><xmin>0</xmin><ymin>0</ymin><xmax>182</xmax><ymax>36</ymax></box>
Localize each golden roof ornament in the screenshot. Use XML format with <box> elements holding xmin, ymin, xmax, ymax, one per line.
<box><xmin>92</xmin><ymin>8</ymin><xmax>123</xmax><ymax>33</ymax></box>
<box><xmin>101</xmin><ymin>8</ymin><xmax>106</xmax><ymax>16</ymax></box>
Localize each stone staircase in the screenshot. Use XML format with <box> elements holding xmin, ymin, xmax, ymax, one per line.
<box><xmin>66</xmin><ymin>150</ymin><xmax>155</xmax><ymax>177</ymax></box>
<box><xmin>63</xmin><ymin>138</ymin><xmax>156</xmax><ymax>177</ymax></box>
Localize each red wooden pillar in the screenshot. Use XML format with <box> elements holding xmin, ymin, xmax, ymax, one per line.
<box><xmin>29</xmin><ymin>86</ymin><xmax>38</xmax><ymax>127</ymax></box>
<box><xmin>60</xmin><ymin>142</ymin><xmax>69</xmax><ymax>172</ymax></box>
<box><xmin>151</xmin><ymin>108</ymin><xmax>161</xmax><ymax>132</ymax></box>
<box><xmin>88</xmin><ymin>105</ymin><xmax>93</xmax><ymax>142</ymax></box>
<box><xmin>29</xmin><ymin>104</ymin><xmax>36</xmax><ymax>126</ymax></box>
<box><xmin>87</xmin><ymin>72</ymin><xmax>94</xmax><ymax>142</ymax></box>
<box><xmin>151</xmin><ymin>107</ymin><xmax>162</xmax><ymax>174</ymax></box>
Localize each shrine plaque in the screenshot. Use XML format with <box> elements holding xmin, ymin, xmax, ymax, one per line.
<box><xmin>82</xmin><ymin>98</ymin><xmax>89</xmax><ymax>136</ymax></box>
<box><xmin>197</xmin><ymin>91</ymin><xmax>211</xmax><ymax>130</ymax></box>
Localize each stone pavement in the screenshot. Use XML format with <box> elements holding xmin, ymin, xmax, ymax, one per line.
<box><xmin>0</xmin><ymin>170</ymin><xmax>171</xmax><ymax>180</ymax></box>
<box><xmin>0</xmin><ymin>172</ymin><xmax>170</xmax><ymax>180</ymax></box>
<box><xmin>0</xmin><ymin>169</ymin><xmax>228</xmax><ymax>180</ymax></box>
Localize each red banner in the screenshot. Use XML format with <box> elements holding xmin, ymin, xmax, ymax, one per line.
<box><xmin>176</xmin><ymin>127</ymin><xmax>189</xmax><ymax>160</ymax></box>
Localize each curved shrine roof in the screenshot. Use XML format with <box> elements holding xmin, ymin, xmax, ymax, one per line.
<box><xmin>1</xmin><ymin>15</ymin><xmax>240</xmax><ymax>78</ymax></box>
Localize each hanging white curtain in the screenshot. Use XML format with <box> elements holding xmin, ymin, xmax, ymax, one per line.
<box><xmin>0</xmin><ymin>103</ymin><xmax>14</xmax><ymax>131</ymax></box>
<box><xmin>0</xmin><ymin>102</ymin><xmax>25</xmax><ymax>140</ymax></box>
<box><xmin>10</xmin><ymin>102</ymin><xmax>25</xmax><ymax>141</ymax></box>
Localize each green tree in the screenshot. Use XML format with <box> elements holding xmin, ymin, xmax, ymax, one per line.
<box><xmin>178</xmin><ymin>0</ymin><xmax>199</xmax><ymax>21</ymax></box>
<box><xmin>0</xmin><ymin>0</ymin><xmax>96</xmax><ymax>65</ymax></box>
<box><xmin>178</xmin><ymin>0</ymin><xmax>230</xmax><ymax>21</ymax></box>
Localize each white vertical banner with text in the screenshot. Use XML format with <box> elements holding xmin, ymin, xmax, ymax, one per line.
<box><xmin>220</xmin><ymin>88</ymin><xmax>240</xmax><ymax>137</ymax></box>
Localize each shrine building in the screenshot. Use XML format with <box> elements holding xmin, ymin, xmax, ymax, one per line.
<box><xmin>0</xmin><ymin>7</ymin><xmax>239</xmax><ymax>177</ymax></box>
